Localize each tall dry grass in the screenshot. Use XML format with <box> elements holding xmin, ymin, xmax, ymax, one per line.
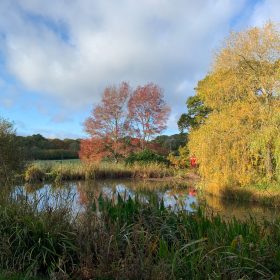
<box><xmin>24</xmin><ymin>161</ymin><xmax>176</xmax><ymax>183</ymax></box>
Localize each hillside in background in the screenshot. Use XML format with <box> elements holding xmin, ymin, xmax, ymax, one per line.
<box><xmin>16</xmin><ymin>133</ymin><xmax>187</xmax><ymax>161</ymax></box>
<box><xmin>152</xmin><ymin>133</ymin><xmax>187</xmax><ymax>155</ymax></box>
<box><xmin>17</xmin><ymin>134</ymin><xmax>80</xmax><ymax>160</ymax></box>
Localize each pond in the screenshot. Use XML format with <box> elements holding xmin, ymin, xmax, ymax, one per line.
<box><xmin>12</xmin><ymin>179</ymin><xmax>280</xmax><ymax>221</ymax></box>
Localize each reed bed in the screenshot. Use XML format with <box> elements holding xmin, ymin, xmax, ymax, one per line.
<box><xmin>24</xmin><ymin>161</ymin><xmax>176</xmax><ymax>183</ymax></box>
<box><xmin>1</xmin><ymin>187</ymin><xmax>280</xmax><ymax>279</ymax></box>
<box><xmin>0</xmin><ymin>189</ymin><xmax>76</xmax><ymax>279</ymax></box>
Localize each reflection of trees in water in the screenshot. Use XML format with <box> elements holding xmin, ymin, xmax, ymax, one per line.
<box><xmin>201</xmin><ymin>193</ymin><xmax>279</xmax><ymax>222</ymax></box>
<box><xmin>76</xmin><ymin>180</ymin><xmax>155</xmax><ymax>206</ymax></box>
<box><xmin>76</xmin><ymin>180</ymin><xmax>198</xmax><ymax>213</ymax></box>
<box><xmin>24</xmin><ymin>183</ymin><xmax>44</xmax><ymax>194</ymax></box>
<box><xmin>15</xmin><ymin>180</ymin><xmax>280</xmax><ymax>221</ymax></box>
<box><xmin>19</xmin><ymin>182</ymin><xmax>78</xmax><ymax>213</ymax></box>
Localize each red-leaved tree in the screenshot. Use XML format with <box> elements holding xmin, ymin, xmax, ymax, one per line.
<box><xmin>80</xmin><ymin>82</ymin><xmax>171</xmax><ymax>162</ymax></box>
<box><xmin>82</xmin><ymin>82</ymin><xmax>131</xmax><ymax>162</ymax></box>
<box><xmin>79</xmin><ymin>138</ymin><xmax>110</xmax><ymax>162</ymax></box>
<box><xmin>128</xmin><ymin>83</ymin><xmax>170</xmax><ymax>149</ymax></box>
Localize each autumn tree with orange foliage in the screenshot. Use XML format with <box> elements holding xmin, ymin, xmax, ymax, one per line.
<box><xmin>79</xmin><ymin>138</ymin><xmax>109</xmax><ymax>162</ymax></box>
<box><xmin>80</xmin><ymin>82</ymin><xmax>132</xmax><ymax>162</ymax></box>
<box><xmin>80</xmin><ymin>82</ymin><xmax>170</xmax><ymax>162</ymax></box>
<box><xmin>128</xmin><ymin>83</ymin><xmax>170</xmax><ymax>149</ymax></box>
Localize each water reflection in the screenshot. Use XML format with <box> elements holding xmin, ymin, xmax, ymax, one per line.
<box><xmin>13</xmin><ymin>183</ymin><xmax>82</xmax><ymax>215</ymax></box>
<box><xmin>202</xmin><ymin>194</ymin><xmax>280</xmax><ymax>221</ymax></box>
<box><xmin>11</xmin><ymin>179</ymin><xmax>280</xmax><ymax>221</ymax></box>
<box><xmin>76</xmin><ymin>180</ymin><xmax>198</xmax><ymax>213</ymax></box>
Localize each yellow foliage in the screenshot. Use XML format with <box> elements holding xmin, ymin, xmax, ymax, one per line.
<box><xmin>198</xmin><ymin>22</ymin><xmax>280</xmax><ymax>111</ymax></box>
<box><xmin>187</xmin><ymin>22</ymin><xmax>280</xmax><ymax>189</ymax></box>
<box><xmin>189</xmin><ymin>102</ymin><xmax>258</xmax><ymax>187</ymax></box>
<box><xmin>167</xmin><ymin>153</ymin><xmax>187</xmax><ymax>169</ymax></box>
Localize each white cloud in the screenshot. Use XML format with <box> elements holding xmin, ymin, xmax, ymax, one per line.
<box><xmin>0</xmin><ymin>78</ymin><xmax>20</xmax><ymax>108</ymax></box>
<box><xmin>248</xmin><ymin>0</ymin><xmax>280</xmax><ymax>27</ymax></box>
<box><xmin>0</xmin><ymin>0</ymin><xmax>249</xmax><ymax>133</ymax></box>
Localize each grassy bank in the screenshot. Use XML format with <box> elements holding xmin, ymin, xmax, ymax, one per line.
<box><xmin>23</xmin><ymin>160</ymin><xmax>182</xmax><ymax>183</ymax></box>
<box><xmin>2</xmin><ymin>189</ymin><xmax>280</xmax><ymax>279</ymax></box>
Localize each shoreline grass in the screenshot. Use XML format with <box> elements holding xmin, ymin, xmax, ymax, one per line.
<box><xmin>23</xmin><ymin>160</ymin><xmax>280</xmax><ymax>207</ymax></box>
<box><xmin>2</xmin><ymin>189</ymin><xmax>280</xmax><ymax>279</ymax></box>
<box><xmin>23</xmin><ymin>161</ymin><xmax>183</xmax><ymax>184</ymax></box>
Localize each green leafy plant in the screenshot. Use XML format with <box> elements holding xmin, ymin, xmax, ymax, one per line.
<box><xmin>125</xmin><ymin>149</ymin><xmax>169</xmax><ymax>165</ymax></box>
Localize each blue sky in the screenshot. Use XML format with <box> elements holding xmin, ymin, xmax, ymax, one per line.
<box><xmin>0</xmin><ymin>0</ymin><xmax>279</xmax><ymax>139</ymax></box>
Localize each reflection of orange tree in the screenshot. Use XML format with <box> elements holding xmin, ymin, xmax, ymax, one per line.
<box><xmin>76</xmin><ymin>181</ymin><xmax>103</xmax><ymax>206</ymax></box>
<box><xmin>166</xmin><ymin>187</ymin><xmax>190</xmax><ymax>197</ymax></box>
<box><xmin>77</xmin><ymin>182</ymin><xmax>88</xmax><ymax>206</ymax></box>
<box><xmin>76</xmin><ymin>180</ymin><xmax>124</xmax><ymax>206</ymax></box>
<box><xmin>76</xmin><ymin>180</ymin><xmax>171</xmax><ymax>206</ymax></box>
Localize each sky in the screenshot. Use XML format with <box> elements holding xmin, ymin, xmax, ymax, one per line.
<box><xmin>0</xmin><ymin>0</ymin><xmax>280</xmax><ymax>139</ymax></box>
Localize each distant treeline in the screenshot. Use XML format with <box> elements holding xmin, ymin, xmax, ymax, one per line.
<box><xmin>17</xmin><ymin>134</ymin><xmax>80</xmax><ymax>160</ymax></box>
<box><xmin>16</xmin><ymin>133</ymin><xmax>187</xmax><ymax>161</ymax></box>
<box><xmin>152</xmin><ymin>133</ymin><xmax>187</xmax><ymax>155</ymax></box>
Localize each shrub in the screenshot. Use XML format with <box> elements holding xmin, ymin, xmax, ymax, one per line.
<box><xmin>0</xmin><ymin>118</ymin><xmax>24</xmax><ymax>184</ymax></box>
<box><xmin>24</xmin><ymin>165</ymin><xmax>45</xmax><ymax>183</ymax></box>
<box><xmin>167</xmin><ymin>153</ymin><xmax>188</xmax><ymax>169</ymax></box>
<box><xmin>125</xmin><ymin>149</ymin><xmax>169</xmax><ymax>165</ymax></box>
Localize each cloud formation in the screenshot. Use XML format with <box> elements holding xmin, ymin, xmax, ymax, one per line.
<box><xmin>1</xmin><ymin>0</ymin><xmax>279</xmax><ymax>136</ymax></box>
<box><xmin>249</xmin><ymin>0</ymin><xmax>280</xmax><ymax>26</ymax></box>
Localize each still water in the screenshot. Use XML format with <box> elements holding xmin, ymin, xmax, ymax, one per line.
<box><xmin>13</xmin><ymin>179</ymin><xmax>280</xmax><ymax>221</ymax></box>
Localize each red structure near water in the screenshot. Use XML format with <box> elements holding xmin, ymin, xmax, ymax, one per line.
<box><xmin>190</xmin><ymin>155</ymin><xmax>197</xmax><ymax>168</ymax></box>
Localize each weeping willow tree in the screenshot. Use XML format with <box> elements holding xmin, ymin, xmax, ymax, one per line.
<box><xmin>188</xmin><ymin>22</ymin><xmax>280</xmax><ymax>189</ymax></box>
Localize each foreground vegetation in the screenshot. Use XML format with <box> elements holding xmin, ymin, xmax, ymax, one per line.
<box><xmin>0</xmin><ymin>271</ymin><xmax>45</xmax><ymax>280</ymax></box>
<box><xmin>1</xmin><ymin>189</ymin><xmax>280</xmax><ymax>279</ymax></box>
